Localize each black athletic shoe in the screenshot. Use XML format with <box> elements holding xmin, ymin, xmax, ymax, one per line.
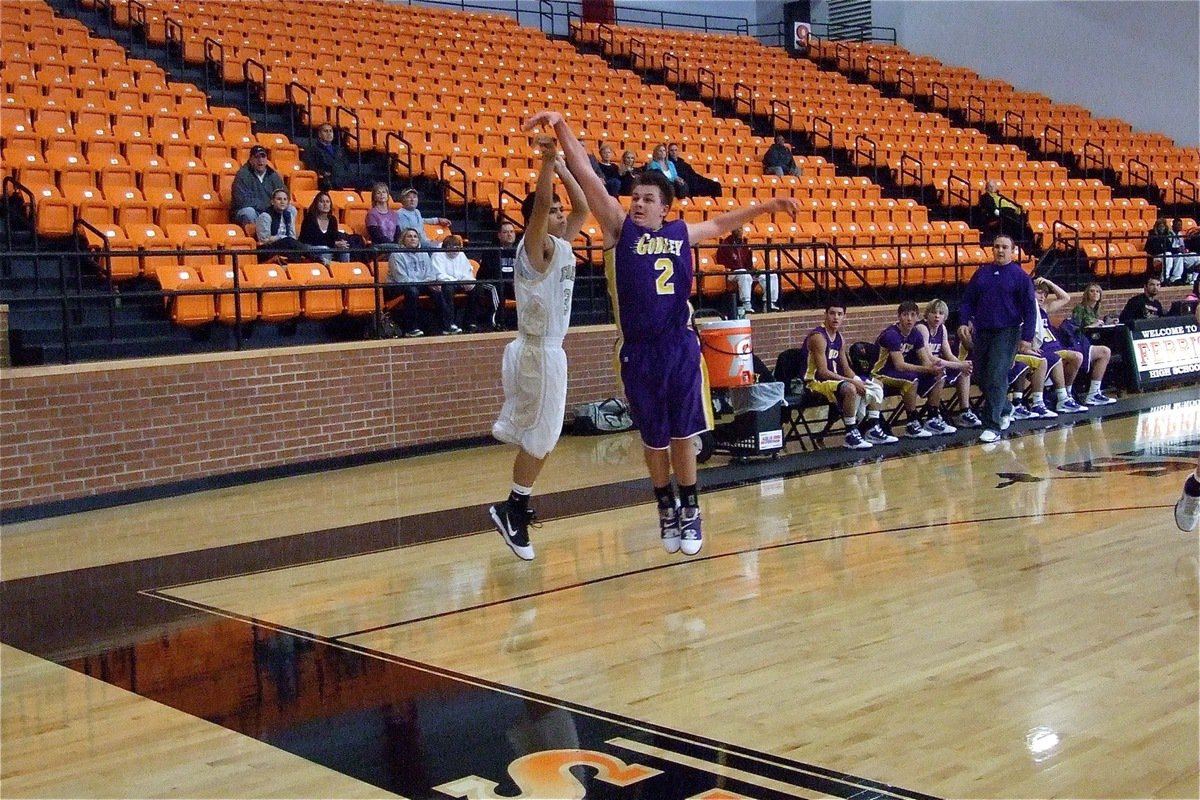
<box><xmin>490</xmin><ymin>501</ymin><xmax>536</xmax><ymax>560</ymax></box>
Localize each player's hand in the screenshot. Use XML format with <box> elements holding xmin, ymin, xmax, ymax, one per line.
<box><xmin>851</xmin><ymin>377</ymin><xmax>867</xmax><ymax>396</ymax></box>
<box><xmin>767</xmin><ymin>197</ymin><xmax>801</xmax><ymax>216</ymax></box>
<box><xmin>534</xmin><ymin>133</ymin><xmax>558</xmax><ymax>163</ymax></box>
<box><xmin>524</xmin><ymin>111</ymin><xmax>564</xmax><ymax>131</ymax></box>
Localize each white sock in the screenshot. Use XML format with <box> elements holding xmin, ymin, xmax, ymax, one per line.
<box><xmin>511</xmin><ymin>482</ymin><xmax>533</xmax><ymax>497</ymax></box>
<box><xmin>1055</xmin><ymin>388</ymin><xmax>1069</xmax><ymax>403</ymax></box>
<box><xmin>1088</xmin><ymin>380</ymin><xmax>1101</xmax><ymax>396</ymax></box>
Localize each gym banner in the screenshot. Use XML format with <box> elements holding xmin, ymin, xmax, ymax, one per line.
<box><xmin>1126</xmin><ymin>316</ymin><xmax>1200</xmax><ymax>390</ymax></box>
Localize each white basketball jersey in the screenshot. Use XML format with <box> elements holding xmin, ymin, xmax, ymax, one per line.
<box><xmin>514</xmin><ymin>234</ymin><xmax>575</xmax><ymax>339</ymax></box>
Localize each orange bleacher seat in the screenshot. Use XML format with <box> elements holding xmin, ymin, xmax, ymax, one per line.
<box><xmin>61</xmin><ymin>184</ymin><xmax>112</xmax><ymax>227</ymax></box>
<box><xmin>241</xmin><ymin>262</ymin><xmax>301</xmax><ymax>322</ymax></box>
<box><xmin>205</xmin><ymin>223</ymin><xmax>258</xmax><ymax>264</ymax></box>
<box><xmin>197</xmin><ymin>263</ymin><xmax>258</xmax><ymax>324</ymax></box>
<box><xmin>289</xmin><ymin>263</ymin><xmax>342</xmax><ymax>319</ymax></box>
<box><xmin>125</xmin><ymin>223</ymin><xmax>176</xmax><ymax>279</ymax></box>
<box><xmin>164</xmin><ymin>224</ymin><xmax>218</xmax><ymax>267</ymax></box>
<box><xmin>156</xmin><ymin>266</ymin><xmax>216</xmax><ymax>326</ymax></box>
<box><xmin>82</xmin><ymin>222</ymin><xmax>139</xmax><ymax>282</ymax></box>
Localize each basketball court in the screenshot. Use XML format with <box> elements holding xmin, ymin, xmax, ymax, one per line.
<box><xmin>2</xmin><ymin>388</ymin><xmax>1198</xmax><ymax>799</ymax></box>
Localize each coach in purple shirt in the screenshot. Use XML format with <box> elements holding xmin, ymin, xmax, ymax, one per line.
<box><xmin>958</xmin><ymin>235</ymin><xmax>1038</xmax><ymax>442</ymax></box>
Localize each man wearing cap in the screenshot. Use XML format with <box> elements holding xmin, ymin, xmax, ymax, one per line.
<box><xmin>231</xmin><ymin>145</ymin><xmax>287</xmax><ymax>225</ymax></box>
<box><xmin>394</xmin><ymin>187</ymin><xmax>451</xmax><ymax>248</ymax></box>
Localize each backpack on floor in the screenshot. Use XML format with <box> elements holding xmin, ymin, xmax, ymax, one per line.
<box><xmin>572</xmin><ymin>398</ymin><xmax>634</xmax><ymax>435</ymax></box>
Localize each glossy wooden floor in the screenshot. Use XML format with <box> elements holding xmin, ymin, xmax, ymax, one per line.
<box><xmin>3</xmin><ymin>398</ymin><xmax>1198</xmax><ymax>799</ymax></box>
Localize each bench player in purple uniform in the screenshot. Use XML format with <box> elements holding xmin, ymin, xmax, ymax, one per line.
<box><xmin>1035</xmin><ymin>277</ymin><xmax>1115</xmax><ymax>407</ymax></box>
<box><xmin>871</xmin><ymin>301</ymin><xmax>950</xmax><ymax>438</ymax></box>
<box><xmin>916</xmin><ymin>299</ymin><xmax>980</xmax><ymax>428</ymax></box>
<box><xmin>525</xmin><ymin>110</ymin><xmax>799</xmax><ymax>556</ymax></box>
<box><xmin>801</xmin><ymin>302</ymin><xmax>897</xmax><ymax>450</ymax></box>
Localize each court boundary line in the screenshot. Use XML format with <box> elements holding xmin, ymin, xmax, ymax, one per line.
<box><xmin>141</xmin><ymin>588</ymin><xmax>940</xmax><ymax>800</ymax></box>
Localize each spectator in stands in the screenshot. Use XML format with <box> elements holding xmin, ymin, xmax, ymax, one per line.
<box><xmin>231</xmin><ymin>145</ymin><xmax>286</xmax><ymax>225</ymax></box>
<box><xmin>977</xmin><ymin>179</ymin><xmax>1039</xmax><ymax>254</ymax></box>
<box><xmin>617</xmin><ymin>149</ymin><xmax>640</xmax><ymax>196</ymax></box>
<box><xmin>871</xmin><ymin>300</ymin><xmax>952</xmax><ymax>438</ymax></box>
<box><xmin>432</xmin><ymin>234</ymin><xmax>477</xmax><ymax>330</ymax></box>
<box><xmin>644</xmin><ymin>143</ymin><xmax>688</xmax><ymax>199</ymax></box>
<box><xmin>303</xmin><ymin>123</ymin><xmax>353</xmax><ymax>191</ymax></box>
<box><xmin>714</xmin><ymin>227</ymin><xmax>780</xmax><ymax>317</ymax></box>
<box><xmin>387</xmin><ymin>227</ymin><xmax>459</xmax><ymax>337</ymax></box>
<box><xmin>1164</xmin><ymin>217</ymin><xmax>1200</xmax><ymax>285</ymax></box>
<box><xmin>667</xmin><ymin>143</ymin><xmax>721</xmax><ymax>198</ymax></box>
<box><xmin>1144</xmin><ymin>218</ymin><xmax>1172</xmax><ymax>276</ymax></box>
<box><xmin>957</xmin><ymin>235</ymin><xmax>1038</xmax><ymax>443</ymax></box>
<box><xmin>475</xmin><ymin>221</ymin><xmax>519</xmax><ymax>330</ymax></box>
<box><xmin>1118</xmin><ymin>277</ymin><xmax>1164</xmax><ymax>325</ymax></box>
<box><xmin>255</xmin><ymin>188</ymin><xmax>316</xmax><ymax>262</ymax></box>
<box><xmin>594</xmin><ymin>143</ymin><xmax>622</xmax><ymax>198</ymax></box>
<box><xmin>761</xmin><ymin>134</ymin><xmax>801</xmax><ymax>177</ymax></box>
<box><xmin>396</xmin><ymin>187</ymin><xmax>451</xmax><ymax>249</ymax></box>
<box><xmin>1071</xmin><ymin>282</ymin><xmax>1108</xmax><ymax>328</ymax></box>
<box><xmin>365</xmin><ymin>182</ymin><xmax>405</xmax><ymax>253</ymax></box>
<box><xmin>1037</xmin><ymin>278</ymin><xmax>1114</xmax><ymax>406</ymax></box>
<box><xmin>298</xmin><ymin>191</ymin><xmax>355</xmax><ymax>264</ymax></box>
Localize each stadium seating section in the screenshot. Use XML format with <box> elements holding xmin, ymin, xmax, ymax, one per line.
<box><xmin>2</xmin><ymin>0</ymin><xmax>1196</xmax><ymax>332</ymax></box>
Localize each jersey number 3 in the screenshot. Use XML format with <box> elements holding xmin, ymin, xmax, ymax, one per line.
<box><xmin>654</xmin><ymin>258</ymin><xmax>674</xmax><ymax>295</ymax></box>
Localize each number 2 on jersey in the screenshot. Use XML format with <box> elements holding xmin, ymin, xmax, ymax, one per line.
<box><xmin>654</xmin><ymin>257</ymin><xmax>674</xmax><ymax>295</ymax></box>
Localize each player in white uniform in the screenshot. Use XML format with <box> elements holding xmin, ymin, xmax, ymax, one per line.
<box><xmin>490</xmin><ymin>134</ymin><xmax>589</xmax><ymax>560</ymax></box>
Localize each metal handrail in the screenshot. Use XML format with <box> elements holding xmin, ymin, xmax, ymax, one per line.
<box><xmin>769</xmin><ymin>100</ymin><xmax>793</xmax><ymax>135</ymax></box>
<box><xmin>898</xmin><ymin>152</ymin><xmax>923</xmax><ymax>203</ymax></box>
<box><xmin>286</xmin><ymin>81</ymin><xmax>312</xmax><ymax>143</ymax></box>
<box><xmin>201</xmin><ymin>36</ymin><xmax>224</xmax><ymax>98</ymax></box>
<box><xmin>242</xmin><ymin>57</ymin><xmax>267</xmax><ymax>121</ymax></box>
<box><xmin>333</xmin><ymin>106</ymin><xmax>364</xmax><ymax>183</ymax></box>
<box><xmin>895</xmin><ymin>66</ymin><xmax>916</xmax><ymax>99</ymax></box>
<box><xmin>731</xmin><ymin>81</ymin><xmax>754</xmax><ymax>117</ymax></box>
<box><xmin>1001</xmin><ymin>110</ymin><xmax>1024</xmax><ymax>143</ymax></box>
<box><xmin>930</xmin><ymin>81</ymin><xmax>950</xmax><ymax>114</ymax></box>
<box><xmin>662</xmin><ymin>51</ymin><xmax>682</xmax><ymax>90</ymax></box>
<box><xmin>1126</xmin><ymin>157</ymin><xmax>1153</xmax><ymax>188</ymax></box>
<box><xmin>1042</xmin><ymin>123</ymin><xmax>1064</xmax><ymax>155</ymax></box>
<box><xmin>438</xmin><ymin>157</ymin><xmax>468</xmax><ymax>219</ymax></box>
<box><xmin>697</xmin><ymin>66</ymin><xmax>718</xmax><ymax>111</ymax></box>
<box><xmin>964</xmin><ymin>94</ymin><xmax>985</xmax><ymax>127</ymax></box>
<box><xmin>1081</xmin><ymin>140</ymin><xmax>1107</xmax><ymax>174</ymax></box>
<box><xmin>853</xmin><ymin>134</ymin><xmax>878</xmax><ymax>181</ymax></box>
<box><xmin>163</xmin><ymin>17</ymin><xmax>184</xmax><ymax>70</ymax></box>
<box><xmin>2</xmin><ymin>176</ymin><xmax>36</xmax><ymax>252</ymax></box>
<box><xmin>811</xmin><ymin>117</ymin><xmax>834</xmax><ymax>161</ymax></box>
<box><xmin>383</xmin><ymin>131</ymin><xmax>413</xmax><ymax>192</ymax></box>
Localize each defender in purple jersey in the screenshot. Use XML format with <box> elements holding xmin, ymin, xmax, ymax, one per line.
<box><xmin>525</xmin><ymin>110</ymin><xmax>799</xmax><ymax>556</ymax></box>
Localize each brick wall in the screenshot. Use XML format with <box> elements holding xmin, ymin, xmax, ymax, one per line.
<box><xmin>0</xmin><ymin>287</ymin><xmax>1188</xmax><ymax>513</ymax></box>
<box><xmin>0</xmin><ymin>304</ymin><xmax>9</xmax><ymax>369</ymax></box>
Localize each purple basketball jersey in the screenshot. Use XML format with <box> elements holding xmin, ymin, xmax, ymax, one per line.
<box><xmin>605</xmin><ymin>217</ymin><xmax>693</xmax><ymax>342</ymax></box>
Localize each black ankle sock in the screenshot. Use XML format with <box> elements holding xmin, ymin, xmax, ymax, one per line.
<box><xmin>679</xmin><ymin>483</ymin><xmax>699</xmax><ymax>509</ymax></box>
<box><xmin>654</xmin><ymin>485</ymin><xmax>676</xmax><ymax>509</ymax></box>
<box><xmin>508</xmin><ymin>490</ymin><xmax>530</xmax><ymax>513</ymax></box>
<box><xmin>1185</xmin><ymin>475</ymin><xmax>1200</xmax><ymax>498</ymax></box>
